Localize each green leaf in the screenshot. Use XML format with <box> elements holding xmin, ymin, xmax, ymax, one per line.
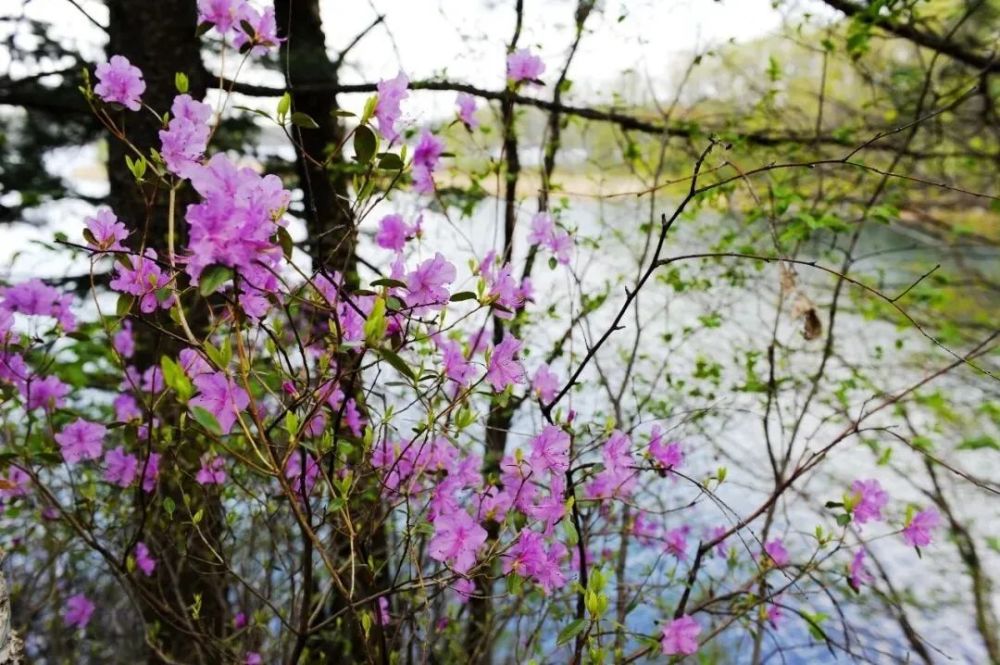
<box><xmin>199</xmin><ymin>265</ymin><xmax>233</xmax><ymax>296</ymax></box>
<box><xmin>377</xmin><ymin>153</ymin><xmax>404</xmax><ymax>170</ymax></box>
<box><xmin>277</xmin><ymin>92</ymin><xmax>291</xmax><ymax>119</ymax></box>
<box><xmin>163</xmin><ymin>496</ymin><xmax>176</xmax><ymax>517</ymax></box>
<box><xmin>376</xmin><ymin>348</ymin><xmax>414</xmax><ymax>380</ymax></box>
<box><xmin>161</xmin><ymin>355</ymin><xmax>193</xmax><ymax>401</ymax></box>
<box><xmin>370</xmin><ymin>278</ymin><xmax>407</xmax><ymax>289</ymax></box>
<box><xmin>116</xmin><ymin>294</ymin><xmax>134</xmax><ymax>316</ymax></box>
<box><xmin>556</xmin><ymin>618</ymin><xmax>586</xmax><ymax>646</ymax></box>
<box><xmin>353</xmin><ymin>125</ymin><xmax>377</xmax><ymax>164</ymax></box>
<box><xmin>449</xmin><ymin>291</ymin><xmax>478</xmax><ymax>302</ymax></box>
<box><xmin>175</xmin><ymin>72</ymin><xmax>189</xmax><ymax>94</ymax></box>
<box><xmin>363</xmin><ymin>296</ymin><xmax>388</xmax><ymax>346</ymax></box>
<box><xmin>291</xmin><ymin>111</ymin><xmax>320</xmax><ymax>129</ymax></box>
<box><xmin>276</xmin><ymin>226</ymin><xmax>294</xmax><ymax>260</ymax></box>
<box><xmin>191</xmin><ymin>406</ymin><xmax>223</xmax><ymax>436</ymax></box>
<box><xmin>957</xmin><ymin>436</ymin><xmax>999</xmax><ymax>451</ymax></box>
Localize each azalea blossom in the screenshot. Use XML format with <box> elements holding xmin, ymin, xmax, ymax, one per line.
<box><xmin>527</xmin><ymin>212</ymin><xmax>573</xmax><ymax>264</ymax></box>
<box><xmin>104</xmin><ymin>446</ymin><xmax>139</xmax><ymax>487</ymax></box>
<box><xmin>84</xmin><ymin>208</ymin><xmax>129</xmax><ymax>251</ymax></box>
<box><xmin>189</xmin><ymin>371</ymin><xmax>251</xmax><ymax>434</ymax></box>
<box><xmin>233</xmin><ymin>5</ymin><xmax>282</xmax><ymax>55</ymax></box>
<box><xmin>55</xmin><ymin>419</ymin><xmax>106</xmax><ymax>464</ymax></box>
<box><xmin>456</xmin><ymin>92</ymin><xmax>478</xmax><ymax>129</ymax></box>
<box><xmin>849</xmin><ymin>548</ymin><xmax>873</xmax><ymax>590</ymax></box>
<box><xmin>412</xmin><ymin>130</ymin><xmax>444</xmax><ymax>194</ymax></box>
<box><xmin>63</xmin><ymin>594</ymin><xmax>95</xmax><ymax>630</ymax></box>
<box><xmin>94</xmin><ymin>55</ymin><xmax>145</xmax><ymax>110</ymax></box>
<box><xmin>528</xmin><ymin>425</ymin><xmax>570</xmax><ymax>475</ymax></box>
<box><xmin>902</xmin><ymin>508</ymin><xmax>940</xmax><ymax>547</ymax></box>
<box><xmin>532</xmin><ymin>363</ymin><xmax>559</xmax><ymax>402</ymax></box>
<box><xmin>375</xmin><ymin>214</ymin><xmax>412</xmax><ymax>252</ymax></box>
<box><xmin>661</xmin><ymin>615</ymin><xmax>700</xmax><ymax>656</ymax></box>
<box><xmin>135</xmin><ymin>542</ymin><xmax>156</xmax><ymax>576</ymax></box>
<box><xmin>197</xmin><ymin>0</ymin><xmax>247</xmax><ymax>33</ymax></box>
<box><xmin>405</xmin><ymin>252</ymin><xmax>456</xmax><ymax>314</ymax></box>
<box><xmin>428</xmin><ymin>510</ymin><xmax>487</xmax><ymax>574</ymax></box>
<box><xmin>196</xmin><ymin>454</ymin><xmax>228</xmax><ymax>485</ymax></box>
<box><xmin>763</xmin><ymin>538</ymin><xmax>790</xmax><ymax>567</ymax></box>
<box><xmin>25</xmin><ymin>375</ymin><xmax>69</xmax><ymax>412</ymax></box>
<box><xmin>160</xmin><ymin>94</ymin><xmax>212</xmax><ymax>178</ymax></box>
<box><xmin>0</xmin><ymin>278</ymin><xmax>77</xmax><ymax>330</ymax></box>
<box><xmin>109</xmin><ymin>249</ymin><xmax>175</xmax><ymax>314</ymax></box>
<box><xmin>648</xmin><ymin>425</ymin><xmax>683</xmax><ymax>470</ymax></box>
<box><xmin>486</xmin><ymin>333</ymin><xmax>525</xmax><ymax>392</ymax></box>
<box><xmin>375</xmin><ymin>71</ymin><xmax>409</xmax><ymax>141</ymax></box>
<box><xmin>849</xmin><ymin>479</ymin><xmax>888</xmax><ymax>525</ymax></box>
<box><xmin>506</xmin><ymin>48</ymin><xmax>545</xmax><ymax>84</ymax></box>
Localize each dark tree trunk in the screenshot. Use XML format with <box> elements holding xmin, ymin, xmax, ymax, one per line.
<box><xmin>274</xmin><ymin>2</ymin><xmax>385</xmax><ymax>663</ymax></box>
<box><xmin>104</xmin><ymin>4</ymin><xmax>227</xmax><ymax>664</ymax></box>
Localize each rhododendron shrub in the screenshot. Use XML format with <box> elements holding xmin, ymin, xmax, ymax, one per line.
<box><xmin>0</xmin><ymin>8</ymin><xmax>993</xmax><ymax>665</ymax></box>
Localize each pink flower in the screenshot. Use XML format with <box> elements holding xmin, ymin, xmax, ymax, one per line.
<box><xmin>528</xmin><ymin>212</ymin><xmax>573</xmax><ymax>265</ymax></box>
<box><xmin>63</xmin><ymin>593</ymin><xmax>95</xmax><ymax>630</ymax></box>
<box><xmin>189</xmin><ymin>371</ymin><xmax>250</xmax><ymax>435</ymax></box>
<box><xmin>850</xmin><ymin>479</ymin><xmax>888</xmax><ymax>525</ymax></box>
<box><xmin>456</xmin><ymin>92</ymin><xmax>478</xmax><ymax>129</ymax></box>
<box><xmin>184</xmin><ymin>153</ymin><xmax>289</xmax><ymax>314</ymax></box>
<box><xmin>55</xmin><ymin>419</ymin><xmax>106</xmax><ymax>464</ymax></box>
<box><xmin>109</xmin><ymin>249</ymin><xmax>175</xmax><ymax>314</ymax></box>
<box><xmin>285</xmin><ymin>452</ymin><xmax>320</xmax><ymax>497</ymax></box>
<box><xmin>104</xmin><ymin>446</ymin><xmax>139</xmax><ymax>487</ymax></box>
<box><xmin>197</xmin><ymin>0</ymin><xmax>247</xmax><ymax>33</ymax></box>
<box><xmin>196</xmin><ymin>454</ymin><xmax>227</xmax><ymax>485</ymax></box>
<box><xmin>135</xmin><ymin>541</ymin><xmax>156</xmax><ymax>576</ymax></box>
<box><xmin>648</xmin><ymin>426</ymin><xmax>683</xmax><ymax>470</ymax></box>
<box><xmin>708</xmin><ymin>525</ymin><xmax>729</xmax><ymax>557</ymax></box>
<box><xmin>412</xmin><ymin>130</ymin><xmax>444</xmax><ymax>194</ymax></box>
<box><xmin>452</xmin><ymin>578</ymin><xmax>475</xmax><ymax>603</ymax></box>
<box><xmin>84</xmin><ymin>208</ymin><xmax>129</xmax><ymax>251</ymax></box>
<box><xmin>160</xmin><ymin>94</ymin><xmax>212</xmax><ymax>178</ymax></box>
<box><xmin>763</xmin><ymin>538</ymin><xmax>790</xmax><ymax>567</ymax></box>
<box><xmin>440</xmin><ymin>339</ymin><xmax>475</xmax><ymax>387</ymax></box>
<box><xmin>767</xmin><ymin>602</ymin><xmax>783</xmax><ymax>628</ymax></box>
<box><xmin>245</xmin><ymin>653</ymin><xmax>263</xmax><ymax>665</ymax></box>
<box><xmin>0</xmin><ymin>278</ymin><xmax>77</xmax><ymax>330</ymax></box>
<box><xmin>528</xmin><ymin>425</ymin><xmax>570</xmax><ymax>475</ymax></box>
<box><xmin>375</xmin><ymin>71</ymin><xmax>409</xmax><ymax>142</ymax></box>
<box><xmin>343</xmin><ymin>398</ymin><xmax>365</xmax><ymax>436</ymax></box>
<box><xmin>375</xmin><ymin>214</ymin><xmax>413</xmax><ymax>252</ymax></box>
<box><xmin>532</xmin><ymin>364</ymin><xmax>559</xmax><ymax>402</ymax></box>
<box><xmin>113</xmin><ymin>320</ymin><xmax>135</xmax><ymax>358</ymax></box>
<box><xmin>661</xmin><ymin>615</ymin><xmax>700</xmax><ymax>656</ymax></box>
<box><xmin>25</xmin><ymin>375</ymin><xmax>69</xmax><ymax>412</ymax></box>
<box><xmin>486</xmin><ymin>333</ymin><xmax>524</xmax><ymax>392</ymax></box>
<box><xmin>848</xmin><ymin>549</ymin><xmax>873</xmax><ymax>591</ymax></box>
<box><xmin>405</xmin><ymin>252</ymin><xmax>456</xmax><ymax>313</ymax></box>
<box><xmin>502</xmin><ymin>530</ymin><xmax>566</xmax><ymax>594</ymax></box>
<box><xmin>0</xmin><ymin>466</ymin><xmax>30</xmax><ymax>500</ymax></box>
<box><xmin>902</xmin><ymin>508</ymin><xmax>940</xmax><ymax>547</ymax></box>
<box><xmin>94</xmin><ymin>55</ymin><xmax>145</xmax><ymax>110</ymax></box>
<box><xmin>506</xmin><ymin>48</ymin><xmax>545</xmax><ymax>84</ymax></box>
<box><xmin>141</xmin><ymin>452</ymin><xmax>161</xmax><ymax>493</ymax></box>
<box><xmin>585</xmin><ymin>430</ymin><xmax>637</xmax><ymax>500</ymax></box>
<box><xmin>664</xmin><ymin>526</ymin><xmax>689</xmax><ymax>561</ymax></box>
<box><xmin>233</xmin><ymin>5</ymin><xmax>282</xmax><ymax>54</ymax></box>
<box><xmin>233</xmin><ymin>611</ymin><xmax>247</xmax><ymax>629</ymax></box>
<box><xmin>428</xmin><ymin>510</ymin><xmax>487</xmax><ymax>574</ymax></box>
<box><xmin>481</xmin><ymin>259</ymin><xmax>523</xmax><ymax>318</ymax></box>
<box><xmin>375</xmin><ymin>596</ymin><xmax>390</xmax><ymax>626</ymax></box>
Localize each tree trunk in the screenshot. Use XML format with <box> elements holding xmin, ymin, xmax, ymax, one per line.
<box><xmin>104</xmin><ymin>3</ymin><xmax>228</xmax><ymax>663</ymax></box>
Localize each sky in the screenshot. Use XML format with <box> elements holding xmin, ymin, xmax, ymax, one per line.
<box><xmin>3</xmin><ymin>0</ymin><xmax>807</xmax><ymax>120</ymax></box>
